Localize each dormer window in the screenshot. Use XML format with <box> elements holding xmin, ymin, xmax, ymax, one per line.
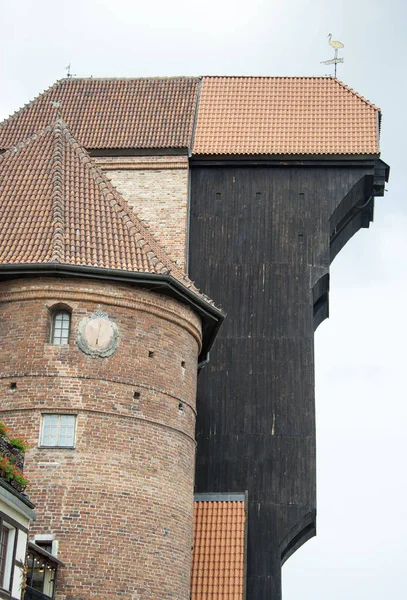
<box><xmin>51</xmin><ymin>310</ymin><xmax>71</xmax><ymax>345</ymax></box>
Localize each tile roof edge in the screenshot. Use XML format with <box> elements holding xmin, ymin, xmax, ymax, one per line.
<box><xmin>202</xmin><ymin>75</ymin><xmax>335</xmax><ymax>78</ymax></box>
<box><xmin>333</xmin><ymin>77</ymin><xmax>381</xmax><ymax>111</ymax></box>
<box><xmin>87</xmin><ymin>145</ymin><xmax>190</xmax><ymax>151</ymax></box>
<box><xmin>58</xmin><ymin>76</ymin><xmax>201</xmax><ymax>81</ymax></box>
<box><xmin>191</xmin><ymin>152</ymin><xmax>381</xmax><ymax>157</ymax></box>
<box><xmin>0</xmin><ymin>79</ymin><xmax>65</xmax><ymax>130</ymax></box>
<box><xmin>0</xmin><ymin>262</ymin><xmax>224</xmax><ymax>315</ymax></box>
<box><xmin>0</xmin><ymin>123</ymin><xmax>54</xmax><ymax>165</ymax></box>
<box><xmin>194</xmin><ymin>493</ymin><xmax>246</xmax><ymax>501</ymax></box>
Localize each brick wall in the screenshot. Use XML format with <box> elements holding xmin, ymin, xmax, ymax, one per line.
<box><xmin>0</xmin><ymin>277</ymin><xmax>202</xmax><ymax>600</ymax></box>
<box><xmin>95</xmin><ymin>156</ymin><xmax>189</xmax><ymax>269</ymax></box>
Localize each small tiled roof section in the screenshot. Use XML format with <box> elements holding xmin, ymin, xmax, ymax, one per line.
<box><xmin>192</xmin><ymin>498</ymin><xmax>246</xmax><ymax>599</ymax></box>
<box><xmin>0</xmin><ymin>118</ymin><xmax>205</xmax><ymax>298</ymax></box>
<box><xmin>0</xmin><ymin>77</ymin><xmax>199</xmax><ymax>151</ymax></box>
<box><xmin>193</xmin><ymin>76</ymin><xmax>380</xmax><ymax>156</ymax></box>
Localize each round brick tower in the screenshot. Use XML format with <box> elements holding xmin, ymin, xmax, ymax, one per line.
<box><xmin>0</xmin><ymin>120</ymin><xmax>222</xmax><ymax>600</ymax></box>
<box><xmin>0</xmin><ymin>277</ymin><xmax>202</xmax><ymax>599</ymax></box>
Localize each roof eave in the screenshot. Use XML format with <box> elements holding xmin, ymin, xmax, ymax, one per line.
<box><xmin>190</xmin><ymin>153</ymin><xmax>382</xmax><ymax>166</ymax></box>
<box><xmin>0</xmin><ymin>263</ymin><xmax>224</xmax><ymax>363</ymax></box>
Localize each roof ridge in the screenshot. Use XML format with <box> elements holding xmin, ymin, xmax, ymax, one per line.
<box><xmin>202</xmin><ymin>75</ymin><xmax>337</xmax><ymax>79</ymax></box>
<box><xmin>333</xmin><ymin>78</ymin><xmax>380</xmax><ymax>111</ymax></box>
<box><xmin>50</xmin><ymin>118</ymin><xmax>66</xmax><ymax>263</ymax></box>
<box><xmin>0</xmin><ymin>79</ymin><xmax>64</xmax><ymax>131</ymax></box>
<box><xmin>64</xmin><ymin>76</ymin><xmax>201</xmax><ymax>81</ymax></box>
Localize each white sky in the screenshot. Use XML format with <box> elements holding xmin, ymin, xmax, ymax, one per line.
<box><xmin>1</xmin><ymin>0</ymin><xmax>406</xmax><ymax>598</ymax></box>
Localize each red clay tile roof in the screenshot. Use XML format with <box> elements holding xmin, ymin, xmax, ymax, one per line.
<box><xmin>0</xmin><ymin>77</ymin><xmax>199</xmax><ymax>151</ymax></box>
<box><xmin>0</xmin><ymin>76</ymin><xmax>381</xmax><ymax>156</ymax></box>
<box><xmin>0</xmin><ymin>118</ymin><xmax>207</xmax><ymax>299</ymax></box>
<box><xmin>192</xmin><ymin>76</ymin><xmax>380</xmax><ymax>156</ymax></box>
<box><xmin>192</xmin><ymin>499</ymin><xmax>246</xmax><ymax>599</ymax></box>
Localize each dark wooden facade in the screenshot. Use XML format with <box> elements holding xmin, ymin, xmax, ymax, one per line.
<box><xmin>189</xmin><ymin>159</ymin><xmax>388</xmax><ymax>599</ymax></box>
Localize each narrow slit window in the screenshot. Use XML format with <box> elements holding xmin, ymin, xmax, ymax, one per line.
<box><xmin>52</xmin><ymin>311</ymin><xmax>71</xmax><ymax>344</ymax></box>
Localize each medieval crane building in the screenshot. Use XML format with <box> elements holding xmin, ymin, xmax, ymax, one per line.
<box><xmin>0</xmin><ymin>76</ymin><xmax>388</xmax><ymax>600</ymax></box>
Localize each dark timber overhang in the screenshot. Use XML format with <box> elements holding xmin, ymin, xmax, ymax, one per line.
<box><xmin>279</xmin><ymin>510</ymin><xmax>317</xmax><ymax>566</ymax></box>
<box><xmin>190</xmin><ymin>154</ymin><xmax>382</xmax><ymax>166</ymax></box>
<box><xmin>189</xmin><ymin>156</ymin><xmax>389</xmax><ymax>334</ymax></box>
<box><xmin>330</xmin><ymin>159</ymin><xmax>390</xmax><ymax>262</ymax></box>
<box><xmin>313</xmin><ymin>158</ymin><xmax>389</xmax><ymax>329</ymax></box>
<box><xmin>0</xmin><ymin>264</ymin><xmax>224</xmax><ymax>363</ymax></box>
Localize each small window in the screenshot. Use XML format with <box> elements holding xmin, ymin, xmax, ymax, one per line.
<box><xmin>51</xmin><ymin>310</ymin><xmax>71</xmax><ymax>344</ymax></box>
<box><xmin>33</xmin><ymin>535</ymin><xmax>58</xmax><ymax>557</ymax></box>
<box><xmin>40</xmin><ymin>415</ymin><xmax>76</xmax><ymax>448</ymax></box>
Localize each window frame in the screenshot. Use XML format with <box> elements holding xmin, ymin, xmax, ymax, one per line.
<box><xmin>26</xmin><ymin>545</ymin><xmax>58</xmax><ymax>599</ymax></box>
<box><xmin>0</xmin><ymin>523</ymin><xmax>9</xmax><ymax>590</ymax></box>
<box><xmin>51</xmin><ymin>310</ymin><xmax>71</xmax><ymax>345</ymax></box>
<box><xmin>47</xmin><ymin>304</ymin><xmax>73</xmax><ymax>346</ymax></box>
<box><xmin>0</xmin><ymin>519</ymin><xmax>16</xmax><ymax>594</ymax></box>
<box><xmin>34</xmin><ymin>535</ymin><xmax>59</xmax><ymax>558</ymax></box>
<box><xmin>39</xmin><ymin>414</ymin><xmax>77</xmax><ymax>449</ymax></box>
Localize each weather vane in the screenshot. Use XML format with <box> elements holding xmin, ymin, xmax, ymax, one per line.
<box><xmin>65</xmin><ymin>63</ymin><xmax>76</xmax><ymax>78</ymax></box>
<box><xmin>321</xmin><ymin>33</ymin><xmax>344</xmax><ymax>77</ymax></box>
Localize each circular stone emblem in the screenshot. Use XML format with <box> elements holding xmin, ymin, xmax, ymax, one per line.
<box><xmin>77</xmin><ymin>309</ymin><xmax>119</xmax><ymax>358</ymax></box>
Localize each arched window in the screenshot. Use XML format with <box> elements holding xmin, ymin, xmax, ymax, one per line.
<box><xmin>51</xmin><ymin>310</ymin><xmax>71</xmax><ymax>345</ymax></box>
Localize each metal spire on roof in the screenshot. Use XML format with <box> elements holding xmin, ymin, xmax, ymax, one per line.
<box><xmin>65</xmin><ymin>63</ymin><xmax>76</xmax><ymax>78</ymax></box>
<box><xmin>321</xmin><ymin>33</ymin><xmax>344</xmax><ymax>77</ymax></box>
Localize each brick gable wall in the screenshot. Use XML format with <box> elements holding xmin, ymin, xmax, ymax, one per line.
<box><xmin>95</xmin><ymin>156</ymin><xmax>190</xmax><ymax>269</ymax></box>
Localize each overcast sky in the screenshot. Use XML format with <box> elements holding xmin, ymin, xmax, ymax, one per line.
<box><xmin>1</xmin><ymin>0</ymin><xmax>406</xmax><ymax>598</ymax></box>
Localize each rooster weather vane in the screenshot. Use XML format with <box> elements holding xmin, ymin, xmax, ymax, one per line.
<box><xmin>321</xmin><ymin>33</ymin><xmax>344</xmax><ymax>77</ymax></box>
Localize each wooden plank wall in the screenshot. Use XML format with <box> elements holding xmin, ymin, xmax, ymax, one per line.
<box><xmin>189</xmin><ymin>164</ymin><xmax>374</xmax><ymax>599</ymax></box>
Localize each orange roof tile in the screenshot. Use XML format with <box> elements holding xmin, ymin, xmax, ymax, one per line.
<box><xmin>192</xmin><ymin>76</ymin><xmax>380</xmax><ymax>156</ymax></box>
<box><xmin>192</xmin><ymin>498</ymin><xmax>246</xmax><ymax>599</ymax></box>
<box><xmin>0</xmin><ymin>77</ymin><xmax>199</xmax><ymax>151</ymax></box>
<box><xmin>0</xmin><ymin>76</ymin><xmax>381</xmax><ymax>157</ymax></box>
<box><xmin>0</xmin><ymin>118</ymin><xmax>209</xmax><ymax>301</ymax></box>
